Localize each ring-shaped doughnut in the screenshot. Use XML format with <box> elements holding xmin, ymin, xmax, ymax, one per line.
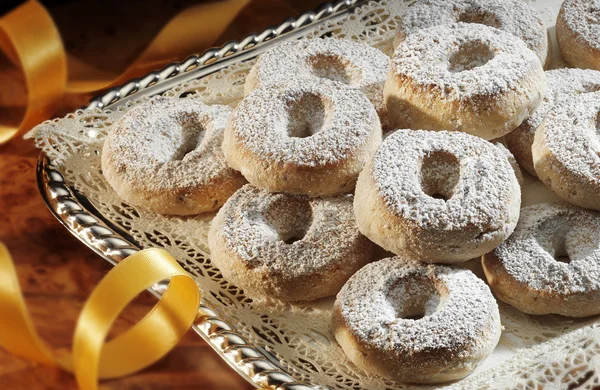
<box><xmin>557</xmin><ymin>0</ymin><xmax>600</xmax><ymax>70</ymax></box>
<box><xmin>101</xmin><ymin>97</ymin><xmax>245</xmax><ymax>215</ymax></box>
<box><xmin>333</xmin><ymin>256</ymin><xmax>501</xmax><ymax>384</ymax></box>
<box><xmin>483</xmin><ymin>202</ymin><xmax>600</xmax><ymax>317</ymax></box>
<box><xmin>385</xmin><ymin>23</ymin><xmax>546</xmax><ymax>140</ymax></box>
<box><xmin>505</xmin><ymin>68</ymin><xmax>600</xmax><ymax>177</ymax></box>
<box><xmin>532</xmin><ymin>92</ymin><xmax>600</xmax><ymax>210</ymax></box>
<box><xmin>354</xmin><ymin>129</ymin><xmax>521</xmax><ymax>263</ymax></box>
<box><xmin>208</xmin><ymin>185</ymin><xmax>374</xmax><ymax>302</ymax></box>
<box><xmin>223</xmin><ymin>80</ymin><xmax>382</xmax><ymax>196</ymax></box>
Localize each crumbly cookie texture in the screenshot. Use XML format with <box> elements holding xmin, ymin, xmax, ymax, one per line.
<box><xmin>224</xmin><ymin>79</ymin><xmax>381</xmax><ymax>196</ymax></box>
<box><xmin>245</xmin><ymin>38</ymin><xmax>392</xmax><ymax>130</ymax></box>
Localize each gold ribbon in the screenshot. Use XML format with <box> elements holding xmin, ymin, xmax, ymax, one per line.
<box><xmin>0</xmin><ymin>0</ymin><xmax>66</xmax><ymax>144</ymax></box>
<box><xmin>0</xmin><ymin>0</ymin><xmax>250</xmax><ymax>143</ymax></box>
<box><xmin>0</xmin><ymin>0</ymin><xmax>252</xmax><ymax>385</ymax></box>
<box><xmin>0</xmin><ymin>243</ymin><xmax>200</xmax><ymax>390</ymax></box>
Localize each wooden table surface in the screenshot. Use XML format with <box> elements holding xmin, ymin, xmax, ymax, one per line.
<box><xmin>0</xmin><ymin>1</ymin><xmax>322</xmax><ymax>388</ymax></box>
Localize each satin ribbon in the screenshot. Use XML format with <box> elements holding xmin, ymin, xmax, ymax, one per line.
<box><xmin>0</xmin><ymin>243</ymin><xmax>201</xmax><ymax>390</ymax></box>
<box><xmin>0</xmin><ymin>0</ymin><xmax>249</xmax><ymax>385</ymax></box>
<box><xmin>0</xmin><ymin>0</ymin><xmax>250</xmax><ymax>143</ymax></box>
<box><xmin>0</xmin><ymin>0</ymin><xmax>66</xmax><ymax>144</ymax></box>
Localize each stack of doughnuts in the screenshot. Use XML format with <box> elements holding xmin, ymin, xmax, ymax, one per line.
<box><xmin>209</xmin><ymin>38</ymin><xmax>393</xmax><ymax>303</ymax></box>
<box><xmin>99</xmin><ymin>0</ymin><xmax>600</xmax><ymax>385</ymax></box>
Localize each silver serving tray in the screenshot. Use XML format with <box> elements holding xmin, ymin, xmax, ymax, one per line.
<box><xmin>35</xmin><ymin>1</ymin><xmax>368</xmax><ymax>388</ymax></box>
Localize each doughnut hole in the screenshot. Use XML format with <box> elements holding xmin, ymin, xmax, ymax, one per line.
<box><xmin>387</xmin><ymin>276</ymin><xmax>446</xmax><ymax>320</ymax></box>
<box><xmin>285</xmin><ymin>92</ymin><xmax>331</xmax><ymax>138</ymax></box>
<box><xmin>172</xmin><ymin>120</ymin><xmax>205</xmax><ymax>160</ymax></box>
<box><xmin>457</xmin><ymin>10</ymin><xmax>500</xmax><ymax>29</ymax></box>
<box><xmin>306</xmin><ymin>53</ymin><xmax>363</xmax><ymax>86</ymax></box>
<box><xmin>448</xmin><ymin>41</ymin><xmax>495</xmax><ymax>73</ymax></box>
<box><xmin>420</xmin><ymin>151</ymin><xmax>461</xmax><ymax>201</ymax></box>
<box><xmin>262</xmin><ymin>196</ymin><xmax>314</xmax><ymax>244</ymax></box>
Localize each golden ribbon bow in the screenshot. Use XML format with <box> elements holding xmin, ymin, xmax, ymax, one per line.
<box><xmin>0</xmin><ymin>244</ymin><xmax>201</xmax><ymax>390</ymax></box>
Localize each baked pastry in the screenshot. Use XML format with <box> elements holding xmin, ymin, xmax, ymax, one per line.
<box><xmin>483</xmin><ymin>202</ymin><xmax>600</xmax><ymax>317</ymax></box>
<box><xmin>333</xmin><ymin>256</ymin><xmax>501</xmax><ymax>383</ymax></box>
<box><xmin>505</xmin><ymin>68</ymin><xmax>600</xmax><ymax>177</ymax></box>
<box><xmin>495</xmin><ymin>141</ymin><xmax>524</xmax><ymax>186</ymax></box>
<box><xmin>384</xmin><ymin>23</ymin><xmax>546</xmax><ymax>140</ymax></box>
<box><xmin>223</xmin><ymin>80</ymin><xmax>382</xmax><ymax>196</ymax></box>
<box><xmin>557</xmin><ymin>0</ymin><xmax>600</xmax><ymax>70</ymax></box>
<box><xmin>394</xmin><ymin>0</ymin><xmax>550</xmax><ymax>68</ymax></box>
<box><xmin>208</xmin><ymin>185</ymin><xmax>374</xmax><ymax>302</ymax></box>
<box><xmin>532</xmin><ymin>92</ymin><xmax>600</xmax><ymax>210</ymax></box>
<box><xmin>245</xmin><ymin>38</ymin><xmax>392</xmax><ymax>131</ymax></box>
<box><xmin>101</xmin><ymin>96</ymin><xmax>245</xmax><ymax>215</ymax></box>
<box><xmin>354</xmin><ymin>129</ymin><xmax>521</xmax><ymax>263</ymax></box>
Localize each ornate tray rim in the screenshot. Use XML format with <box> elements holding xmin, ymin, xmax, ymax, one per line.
<box><xmin>34</xmin><ymin>1</ymin><xmax>371</xmax><ymax>388</ymax></box>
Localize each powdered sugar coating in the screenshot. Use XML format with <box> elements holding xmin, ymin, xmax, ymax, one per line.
<box><xmin>391</xmin><ymin>23</ymin><xmax>541</xmax><ymax>99</ymax></box>
<box><xmin>394</xmin><ymin>0</ymin><xmax>549</xmax><ymax>66</ymax></box>
<box><xmin>375</xmin><ymin>131</ymin><xmax>518</xmax><ymax>227</ymax></box>
<box><xmin>101</xmin><ymin>96</ymin><xmax>245</xmax><ymax>215</ymax></box>
<box><xmin>223</xmin><ymin>80</ymin><xmax>381</xmax><ymax>196</ymax></box>
<box><xmin>559</xmin><ymin>0</ymin><xmax>600</xmax><ymax>51</ymax></box>
<box><xmin>208</xmin><ymin>185</ymin><xmax>373</xmax><ymax>301</ymax></box>
<box><xmin>490</xmin><ymin>202</ymin><xmax>600</xmax><ymax>293</ymax></box>
<box><xmin>333</xmin><ymin>256</ymin><xmax>500</xmax><ymax>382</ymax></box>
<box><xmin>494</xmin><ymin>141</ymin><xmax>524</xmax><ymax>186</ymax></box>
<box><xmin>506</xmin><ymin>68</ymin><xmax>600</xmax><ymax>177</ymax></box>
<box><xmin>385</xmin><ymin>23</ymin><xmax>546</xmax><ymax>139</ymax></box>
<box><xmin>532</xmin><ymin>92</ymin><xmax>600</xmax><ymax>209</ymax></box>
<box><xmin>355</xmin><ymin>129</ymin><xmax>521</xmax><ymax>262</ymax></box>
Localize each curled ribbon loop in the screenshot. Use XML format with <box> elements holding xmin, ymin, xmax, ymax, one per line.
<box><xmin>0</xmin><ymin>0</ymin><xmax>250</xmax><ymax>144</ymax></box>
<box><xmin>0</xmin><ymin>0</ymin><xmax>67</xmax><ymax>144</ymax></box>
<box><xmin>0</xmin><ymin>244</ymin><xmax>200</xmax><ymax>390</ymax></box>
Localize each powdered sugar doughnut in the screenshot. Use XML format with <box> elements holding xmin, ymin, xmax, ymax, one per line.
<box><xmin>333</xmin><ymin>256</ymin><xmax>501</xmax><ymax>384</ymax></box>
<box><xmin>394</xmin><ymin>0</ymin><xmax>550</xmax><ymax>67</ymax></box>
<box><xmin>223</xmin><ymin>80</ymin><xmax>381</xmax><ymax>196</ymax></box>
<box><xmin>557</xmin><ymin>0</ymin><xmax>600</xmax><ymax>70</ymax></box>
<box><xmin>102</xmin><ymin>97</ymin><xmax>245</xmax><ymax>215</ymax></box>
<box><xmin>532</xmin><ymin>92</ymin><xmax>600</xmax><ymax>210</ymax></box>
<box><xmin>208</xmin><ymin>185</ymin><xmax>374</xmax><ymax>302</ymax></box>
<box><xmin>245</xmin><ymin>38</ymin><xmax>391</xmax><ymax>130</ymax></box>
<box><xmin>354</xmin><ymin>130</ymin><xmax>521</xmax><ymax>263</ymax></box>
<box><xmin>483</xmin><ymin>202</ymin><xmax>600</xmax><ymax>317</ymax></box>
<box><xmin>385</xmin><ymin>23</ymin><xmax>546</xmax><ymax>140</ymax></box>
<box><xmin>505</xmin><ymin>69</ymin><xmax>600</xmax><ymax>177</ymax></box>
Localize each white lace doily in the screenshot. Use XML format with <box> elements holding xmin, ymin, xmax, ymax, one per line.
<box><xmin>28</xmin><ymin>0</ymin><xmax>600</xmax><ymax>388</ymax></box>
